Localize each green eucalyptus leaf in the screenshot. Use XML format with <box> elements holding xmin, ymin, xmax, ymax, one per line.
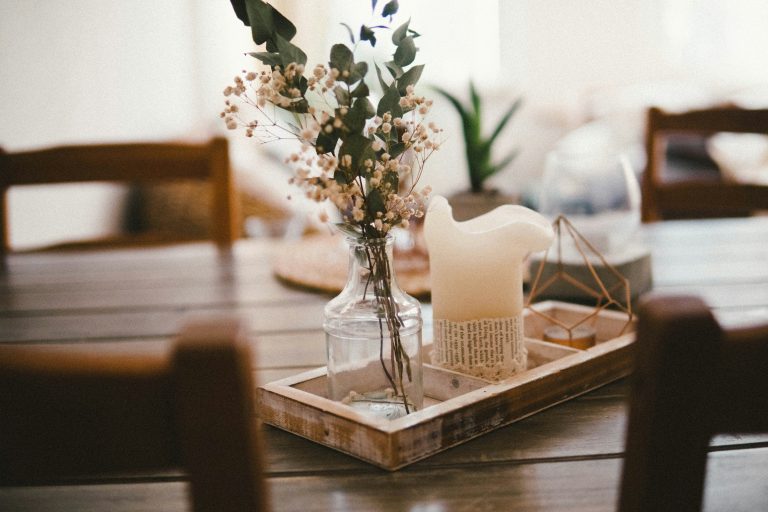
<box><xmin>285</xmin><ymin>99</ymin><xmax>310</xmax><ymax>114</ymax></box>
<box><xmin>244</xmin><ymin>0</ymin><xmax>296</xmax><ymax>45</ymax></box>
<box><xmin>246</xmin><ymin>2</ymin><xmax>274</xmax><ymax>45</ymax></box>
<box><xmin>316</xmin><ymin>129</ymin><xmax>339</xmax><ymax>155</ymax></box>
<box><xmin>275</xmin><ymin>33</ymin><xmax>307</xmax><ymax>66</ymax></box>
<box><xmin>377</xmin><ymin>84</ymin><xmax>403</xmax><ymax>118</ymax></box>
<box><xmin>362</xmin><ymin>97</ymin><xmax>376</xmax><ymax>118</ymax></box>
<box><xmin>341</xmin><ymin>23</ymin><xmax>355</xmax><ymax>45</ymax></box>
<box><xmin>330</xmin><ymin>43</ymin><xmax>354</xmax><ymax>73</ymax></box>
<box><xmin>393</xmin><ymin>36</ymin><xmax>417</xmax><ymax>67</ymax></box>
<box><xmin>371</xmin><ymin>0</ymin><xmax>378</xmax><ymax>12</ymax></box>
<box><xmin>230</xmin><ymin>0</ymin><xmax>249</xmax><ymax>25</ymax></box>
<box><xmin>366</xmin><ymin>188</ymin><xmax>386</xmax><ymax>217</ymax></box>
<box><xmin>357</xmin><ymin>96</ymin><xmax>376</xmax><ymax>118</ymax></box>
<box><xmin>397</xmin><ymin>64</ymin><xmax>424</xmax><ymax>94</ymax></box>
<box><xmin>247</xmin><ymin>51</ymin><xmax>281</xmax><ymax>67</ymax></box>
<box><xmin>392</xmin><ymin>19</ymin><xmax>410</xmax><ymax>44</ymax></box>
<box><xmin>384</xmin><ymin>60</ymin><xmax>403</xmax><ymax>79</ymax></box>
<box><xmin>344</xmin><ymin>98</ymin><xmax>368</xmax><ymax>133</ymax></box>
<box><xmin>333</xmin><ymin>169</ymin><xmax>350</xmax><ymax>185</ymax></box>
<box><xmin>334</xmin><ymin>85</ymin><xmax>351</xmax><ymax>106</ymax></box>
<box><xmin>374</xmin><ymin>63</ymin><xmax>391</xmax><ymax>91</ymax></box>
<box><xmin>388</xmin><ymin>142</ymin><xmax>406</xmax><ymax>159</ymax></box>
<box><xmin>351</xmin><ymin>80</ymin><xmax>370</xmax><ymax>98</ymax></box>
<box><xmin>378</xmin><ymin>123</ymin><xmax>397</xmax><ymax>144</ymax></box>
<box><xmin>382</xmin><ymin>168</ymin><xmax>399</xmax><ymax>192</ymax></box>
<box><xmin>268</xmin><ymin>3</ymin><xmax>297</xmax><ymax>41</ymax></box>
<box><xmin>334</xmin><ymin>222</ymin><xmax>363</xmax><ymax>238</ymax></box>
<box><xmin>352</xmin><ymin>62</ymin><xmax>368</xmax><ymax>83</ymax></box>
<box><xmin>298</xmin><ymin>74</ymin><xmax>309</xmax><ymax>96</ymax></box>
<box><xmin>360</xmin><ymin>25</ymin><xmax>376</xmax><ymax>46</ymax></box>
<box><xmin>340</xmin><ymin>133</ymin><xmax>375</xmax><ymax>174</ymax></box>
<box><xmin>382</xmin><ymin>0</ymin><xmax>399</xmax><ymax>17</ymax></box>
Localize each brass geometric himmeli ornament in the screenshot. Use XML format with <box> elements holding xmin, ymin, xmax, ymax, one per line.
<box><xmin>525</xmin><ymin>215</ymin><xmax>634</xmax><ymax>344</ymax></box>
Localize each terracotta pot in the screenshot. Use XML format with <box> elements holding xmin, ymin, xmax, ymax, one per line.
<box><xmin>447</xmin><ymin>190</ymin><xmax>519</xmax><ymax>221</ymax></box>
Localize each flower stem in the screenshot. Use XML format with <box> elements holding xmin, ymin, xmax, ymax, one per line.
<box><xmin>365</xmin><ymin>240</ymin><xmax>411</xmax><ymax>413</ymax></box>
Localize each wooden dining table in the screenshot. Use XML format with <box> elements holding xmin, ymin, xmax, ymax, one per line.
<box><xmin>1</xmin><ymin>216</ymin><xmax>767</xmax><ymax>511</ymax></box>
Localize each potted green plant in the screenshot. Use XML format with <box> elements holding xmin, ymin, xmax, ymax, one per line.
<box><xmin>433</xmin><ymin>82</ymin><xmax>522</xmax><ymax>220</ymax></box>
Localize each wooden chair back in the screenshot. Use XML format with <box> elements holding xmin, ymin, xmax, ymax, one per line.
<box><xmin>0</xmin><ymin>317</ymin><xmax>268</xmax><ymax>512</ymax></box>
<box><xmin>619</xmin><ymin>294</ymin><xmax>768</xmax><ymax>512</ymax></box>
<box><xmin>642</xmin><ymin>106</ymin><xmax>768</xmax><ymax>221</ymax></box>
<box><xmin>0</xmin><ymin>137</ymin><xmax>239</xmax><ymax>253</ymax></box>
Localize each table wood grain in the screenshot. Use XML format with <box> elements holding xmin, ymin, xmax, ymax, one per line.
<box><xmin>1</xmin><ymin>217</ymin><xmax>768</xmax><ymax>511</ymax></box>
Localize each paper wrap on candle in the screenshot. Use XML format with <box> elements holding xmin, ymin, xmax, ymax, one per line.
<box><xmin>424</xmin><ymin>196</ymin><xmax>554</xmax><ymax>380</ymax></box>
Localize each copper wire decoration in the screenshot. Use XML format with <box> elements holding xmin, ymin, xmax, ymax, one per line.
<box><xmin>525</xmin><ymin>215</ymin><xmax>634</xmax><ymax>343</ymax></box>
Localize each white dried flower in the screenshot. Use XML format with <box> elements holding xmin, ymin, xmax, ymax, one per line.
<box><xmin>300</xmin><ymin>127</ymin><xmax>315</xmax><ymax>140</ymax></box>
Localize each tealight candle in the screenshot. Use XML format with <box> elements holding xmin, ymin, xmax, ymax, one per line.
<box><xmin>424</xmin><ymin>196</ymin><xmax>554</xmax><ymax>380</ymax></box>
<box><xmin>543</xmin><ymin>325</ymin><xmax>597</xmax><ymax>349</ymax></box>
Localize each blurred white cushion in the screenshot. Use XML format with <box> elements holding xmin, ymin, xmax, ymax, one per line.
<box><xmin>707</xmin><ymin>132</ymin><xmax>768</xmax><ymax>185</ymax></box>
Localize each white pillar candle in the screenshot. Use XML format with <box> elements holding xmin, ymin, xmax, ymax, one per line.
<box><xmin>424</xmin><ymin>196</ymin><xmax>554</xmax><ymax>380</ymax></box>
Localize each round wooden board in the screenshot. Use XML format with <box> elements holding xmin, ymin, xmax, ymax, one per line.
<box><xmin>273</xmin><ymin>235</ymin><xmax>431</xmax><ymax>298</ymax></box>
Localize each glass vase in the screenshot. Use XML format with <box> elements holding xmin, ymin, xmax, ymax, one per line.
<box><xmin>539</xmin><ymin>149</ymin><xmax>641</xmax><ymax>256</ymax></box>
<box><xmin>324</xmin><ymin>235</ymin><xmax>423</xmax><ymax>420</ymax></box>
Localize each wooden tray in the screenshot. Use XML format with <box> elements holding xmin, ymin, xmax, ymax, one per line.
<box><xmin>257</xmin><ymin>301</ymin><xmax>636</xmax><ymax>470</ymax></box>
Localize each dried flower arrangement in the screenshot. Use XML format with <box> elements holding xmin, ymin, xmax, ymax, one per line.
<box><xmin>222</xmin><ymin>0</ymin><xmax>442</xmax><ymax>413</ymax></box>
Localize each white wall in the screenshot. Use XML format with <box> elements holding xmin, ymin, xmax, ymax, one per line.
<box><xmin>0</xmin><ymin>0</ymin><xmax>249</xmax><ymax>248</ymax></box>
<box><xmin>2</xmin><ymin>1</ymin><xmax>767</xmax><ymax>247</ymax></box>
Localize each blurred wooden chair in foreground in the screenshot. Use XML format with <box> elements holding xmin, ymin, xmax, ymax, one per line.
<box><xmin>619</xmin><ymin>294</ymin><xmax>768</xmax><ymax>512</ymax></box>
<box><xmin>0</xmin><ymin>137</ymin><xmax>240</xmax><ymax>254</ymax></box>
<box><xmin>0</xmin><ymin>317</ymin><xmax>268</xmax><ymax>512</ymax></box>
<box><xmin>642</xmin><ymin>106</ymin><xmax>768</xmax><ymax>221</ymax></box>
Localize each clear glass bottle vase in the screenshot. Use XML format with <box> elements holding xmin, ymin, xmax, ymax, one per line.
<box><xmin>324</xmin><ymin>235</ymin><xmax>423</xmax><ymax>420</ymax></box>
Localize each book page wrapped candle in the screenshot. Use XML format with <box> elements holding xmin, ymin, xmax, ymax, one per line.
<box><xmin>424</xmin><ymin>196</ymin><xmax>555</xmax><ymax>380</ymax></box>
